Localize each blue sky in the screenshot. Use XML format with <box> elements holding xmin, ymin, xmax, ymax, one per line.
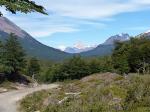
<box><xmin>1</xmin><ymin>0</ymin><xmax>150</xmax><ymax>50</ymax></box>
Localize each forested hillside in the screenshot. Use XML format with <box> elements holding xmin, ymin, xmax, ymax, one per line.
<box><xmin>0</xmin><ymin>17</ymin><xmax>72</xmax><ymax>61</ymax></box>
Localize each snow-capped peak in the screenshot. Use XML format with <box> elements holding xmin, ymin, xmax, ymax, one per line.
<box><xmin>145</xmin><ymin>30</ymin><xmax>150</xmax><ymax>34</ymax></box>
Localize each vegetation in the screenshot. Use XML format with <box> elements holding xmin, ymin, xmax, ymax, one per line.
<box><xmin>0</xmin><ymin>41</ymin><xmax>3</xmax><ymax>72</ymax></box>
<box><xmin>0</xmin><ymin>0</ymin><xmax>47</xmax><ymax>16</ymax></box>
<box><xmin>1</xmin><ymin>34</ymin><xmax>150</xmax><ymax>84</ymax></box>
<box><xmin>0</xmin><ymin>34</ymin><xmax>34</xmax><ymax>83</ymax></box>
<box><xmin>0</xmin><ymin>23</ymin><xmax>150</xmax><ymax>112</ymax></box>
<box><xmin>1</xmin><ymin>34</ymin><xmax>26</xmax><ymax>75</ymax></box>
<box><xmin>18</xmin><ymin>35</ymin><xmax>150</xmax><ymax>112</ymax></box>
<box><xmin>20</xmin><ymin>73</ymin><xmax>150</xmax><ymax>112</ymax></box>
<box><xmin>1</xmin><ymin>2</ymin><xmax>150</xmax><ymax>111</ymax></box>
<box><xmin>27</xmin><ymin>57</ymin><xmax>41</xmax><ymax>80</ymax></box>
<box><xmin>112</xmin><ymin>37</ymin><xmax>150</xmax><ymax>74</ymax></box>
<box><xmin>40</xmin><ymin>56</ymin><xmax>113</xmax><ymax>82</ymax></box>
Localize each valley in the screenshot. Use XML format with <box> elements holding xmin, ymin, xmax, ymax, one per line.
<box><xmin>1</xmin><ymin>1</ymin><xmax>150</xmax><ymax>112</ymax></box>
<box><xmin>0</xmin><ymin>17</ymin><xmax>133</xmax><ymax>61</ymax></box>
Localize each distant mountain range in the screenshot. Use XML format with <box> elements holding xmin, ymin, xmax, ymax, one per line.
<box><xmin>103</xmin><ymin>33</ymin><xmax>130</xmax><ymax>45</ymax></box>
<box><xmin>138</xmin><ymin>30</ymin><xmax>150</xmax><ymax>38</ymax></box>
<box><xmin>0</xmin><ymin>17</ymin><xmax>72</xmax><ymax>61</ymax></box>
<box><xmin>80</xmin><ymin>33</ymin><xmax>130</xmax><ymax>57</ymax></box>
<box><xmin>0</xmin><ymin>17</ymin><xmax>149</xmax><ymax>61</ymax></box>
<box><xmin>63</xmin><ymin>33</ymin><xmax>129</xmax><ymax>54</ymax></box>
<box><xmin>64</xmin><ymin>45</ymin><xmax>97</xmax><ymax>53</ymax></box>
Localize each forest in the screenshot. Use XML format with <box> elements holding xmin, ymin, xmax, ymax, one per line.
<box><xmin>0</xmin><ymin>33</ymin><xmax>150</xmax><ymax>84</ymax></box>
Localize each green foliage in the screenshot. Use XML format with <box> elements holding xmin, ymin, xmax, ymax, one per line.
<box><xmin>1</xmin><ymin>33</ymin><xmax>26</xmax><ymax>74</ymax></box>
<box><xmin>60</xmin><ymin>56</ymin><xmax>90</xmax><ymax>80</ymax></box>
<box><xmin>41</xmin><ymin>64</ymin><xmax>61</xmax><ymax>82</ymax></box>
<box><xmin>112</xmin><ymin>37</ymin><xmax>150</xmax><ymax>74</ymax></box>
<box><xmin>0</xmin><ymin>0</ymin><xmax>47</xmax><ymax>16</ymax></box>
<box><xmin>41</xmin><ymin>56</ymin><xmax>114</xmax><ymax>82</ymax></box>
<box><xmin>112</xmin><ymin>42</ymin><xmax>130</xmax><ymax>74</ymax></box>
<box><xmin>0</xmin><ymin>41</ymin><xmax>3</xmax><ymax>72</ymax></box>
<box><xmin>27</xmin><ymin>57</ymin><xmax>40</xmax><ymax>78</ymax></box>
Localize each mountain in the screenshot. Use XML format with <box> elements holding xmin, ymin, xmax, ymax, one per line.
<box><xmin>80</xmin><ymin>44</ymin><xmax>114</xmax><ymax>57</ymax></box>
<box><xmin>64</xmin><ymin>46</ymin><xmax>96</xmax><ymax>53</ymax></box>
<box><xmin>103</xmin><ymin>33</ymin><xmax>130</xmax><ymax>45</ymax></box>
<box><xmin>139</xmin><ymin>30</ymin><xmax>150</xmax><ymax>38</ymax></box>
<box><xmin>80</xmin><ymin>33</ymin><xmax>130</xmax><ymax>57</ymax></box>
<box><xmin>0</xmin><ymin>17</ymin><xmax>71</xmax><ymax>61</ymax></box>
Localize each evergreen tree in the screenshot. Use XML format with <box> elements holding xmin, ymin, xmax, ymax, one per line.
<box><xmin>2</xmin><ymin>33</ymin><xmax>26</xmax><ymax>74</ymax></box>
<box><xmin>0</xmin><ymin>0</ymin><xmax>47</xmax><ymax>16</ymax></box>
<box><xmin>27</xmin><ymin>57</ymin><xmax>40</xmax><ymax>80</ymax></box>
<box><xmin>112</xmin><ymin>42</ymin><xmax>130</xmax><ymax>74</ymax></box>
<box><xmin>0</xmin><ymin>41</ymin><xmax>3</xmax><ymax>72</ymax></box>
<box><xmin>0</xmin><ymin>41</ymin><xmax>2</xmax><ymax>59</ymax></box>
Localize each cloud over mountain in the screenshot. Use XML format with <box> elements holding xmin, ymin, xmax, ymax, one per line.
<box><xmin>1</xmin><ymin>0</ymin><xmax>150</xmax><ymax>38</ymax></box>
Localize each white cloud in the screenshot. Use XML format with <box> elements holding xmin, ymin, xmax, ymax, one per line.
<box><xmin>2</xmin><ymin>13</ymin><xmax>79</xmax><ymax>37</ymax></box>
<box><xmin>58</xmin><ymin>45</ymin><xmax>66</xmax><ymax>51</ymax></box>
<box><xmin>37</xmin><ymin>0</ymin><xmax>150</xmax><ymax>19</ymax></box>
<box><xmin>73</xmin><ymin>41</ymin><xmax>97</xmax><ymax>49</ymax></box>
<box><xmin>30</xmin><ymin>26</ymin><xmax>78</xmax><ymax>37</ymax></box>
<box><xmin>1</xmin><ymin>0</ymin><xmax>150</xmax><ymax>38</ymax></box>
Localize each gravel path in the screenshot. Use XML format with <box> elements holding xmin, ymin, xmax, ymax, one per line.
<box><xmin>0</xmin><ymin>84</ymin><xmax>59</xmax><ymax>112</ymax></box>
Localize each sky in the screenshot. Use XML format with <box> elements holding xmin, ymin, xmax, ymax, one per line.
<box><xmin>1</xmin><ymin>0</ymin><xmax>150</xmax><ymax>50</ymax></box>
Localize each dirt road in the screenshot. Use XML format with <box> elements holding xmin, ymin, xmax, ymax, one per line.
<box><xmin>0</xmin><ymin>84</ymin><xmax>59</xmax><ymax>112</ymax></box>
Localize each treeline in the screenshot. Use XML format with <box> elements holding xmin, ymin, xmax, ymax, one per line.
<box><xmin>0</xmin><ymin>33</ymin><xmax>41</xmax><ymax>81</ymax></box>
<box><xmin>40</xmin><ymin>36</ymin><xmax>150</xmax><ymax>82</ymax></box>
<box><xmin>1</xmin><ymin>33</ymin><xmax>150</xmax><ymax>83</ymax></box>
<box><xmin>40</xmin><ymin>56</ymin><xmax>113</xmax><ymax>82</ymax></box>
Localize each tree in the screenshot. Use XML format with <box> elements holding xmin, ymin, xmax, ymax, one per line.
<box><xmin>88</xmin><ymin>58</ymin><xmax>101</xmax><ymax>74</ymax></box>
<box><xmin>2</xmin><ymin>33</ymin><xmax>26</xmax><ymax>74</ymax></box>
<box><xmin>112</xmin><ymin>37</ymin><xmax>150</xmax><ymax>74</ymax></box>
<box><xmin>27</xmin><ymin>57</ymin><xmax>40</xmax><ymax>80</ymax></box>
<box><xmin>0</xmin><ymin>41</ymin><xmax>3</xmax><ymax>72</ymax></box>
<box><xmin>0</xmin><ymin>0</ymin><xmax>47</xmax><ymax>16</ymax></box>
<box><xmin>61</xmin><ymin>55</ymin><xmax>89</xmax><ymax>80</ymax></box>
<box><xmin>0</xmin><ymin>41</ymin><xmax>3</xmax><ymax>59</ymax></box>
<box><xmin>112</xmin><ymin>42</ymin><xmax>130</xmax><ymax>74</ymax></box>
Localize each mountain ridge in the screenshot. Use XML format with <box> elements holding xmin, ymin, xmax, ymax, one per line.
<box><xmin>1</xmin><ymin>17</ymin><xmax>149</xmax><ymax>60</ymax></box>
<box><xmin>103</xmin><ymin>33</ymin><xmax>130</xmax><ymax>45</ymax></box>
<box><xmin>64</xmin><ymin>46</ymin><xmax>96</xmax><ymax>53</ymax></box>
<box><xmin>0</xmin><ymin>17</ymin><xmax>72</xmax><ymax>61</ymax></box>
<box><xmin>79</xmin><ymin>33</ymin><xmax>130</xmax><ymax>57</ymax></box>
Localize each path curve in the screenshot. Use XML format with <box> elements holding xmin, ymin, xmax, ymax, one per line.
<box><xmin>0</xmin><ymin>84</ymin><xmax>59</xmax><ymax>112</ymax></box>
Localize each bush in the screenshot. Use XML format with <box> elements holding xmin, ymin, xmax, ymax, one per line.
<box><xmin>42</xmin><ymin>56</ymin><xmax>114</xmax><ymax>82</ymax></box>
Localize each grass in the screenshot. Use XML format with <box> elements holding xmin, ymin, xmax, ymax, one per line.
<box><xmin>20</xmin><ymin>73</ymin><xmax>150</xmax><ymax>112</ymax></box>
<box><xmin>0</xmin><ymin>81</ymin><xmax>18</xmax><ymax>90</ymax></box>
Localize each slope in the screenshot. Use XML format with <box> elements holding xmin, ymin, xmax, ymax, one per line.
<box><xmin>0</xmin><ymin>17</ymin><xmax>71</xmax><ymax>61</ymax></box>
